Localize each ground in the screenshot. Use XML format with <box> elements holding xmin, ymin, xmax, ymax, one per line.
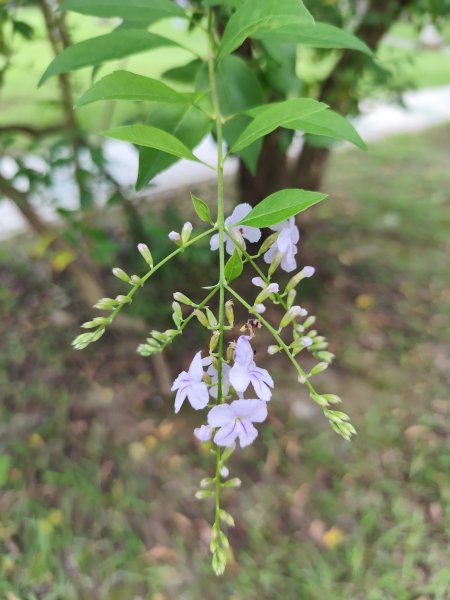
<box><xmin>1</xmin><ymin>125</ymin><xmax>449</xmax><ymax>599</ymax></box>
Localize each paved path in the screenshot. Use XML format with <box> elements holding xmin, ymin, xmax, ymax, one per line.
<box><xmin>1</xmin><ymin>84</ymin><xmax>450</xmax><ymax>240</ymax></box>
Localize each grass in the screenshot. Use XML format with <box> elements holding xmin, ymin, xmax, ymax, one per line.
<box><xmin>1</xmin><ymin>124</ymin><xmax>450</xmax><ymax>598</ymax></box>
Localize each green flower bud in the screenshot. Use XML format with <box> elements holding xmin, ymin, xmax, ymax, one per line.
<box><xmin>181</xmin><ymin>221</ymin><xmax>193</xmax><ymax>244</ymax></box>
<box><xmin>137</xmin><ymin>243</ymin><xmax>153</xmax><ymax>267</ymax></box>
<box><xmin>112</xmin><ymin>267</ymin><xmax>130</xmax><ymax>283</ymax></box>
<box><xmin>194</xmin><ymin>309</ymin><xmax>210</xmax><ymax>328</ymax></box>
<box><xmin>173</xmin><ymin>292</ymin><xmax>196</xmax><ymax>306</ymax></box>
<box><xmin>258</xmin><ymin>232</ymin><xmax>279</xmax><ymax>255</ymax></box>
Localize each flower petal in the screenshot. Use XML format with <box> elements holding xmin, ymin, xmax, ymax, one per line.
<box><xmin>188</xmin><ymin>351</ymin><xmax>204</xmax><ymax>381</ymax></box>
<box><xmin>230</xmin><ymin>202</ymin><xmax>252</xmax><ymax>225</ymax></box>
<box><xmin>233</xmin><ymin>335</ymin><xmax>254</xmax><ymax>367</ymax></box>
<box><xmin>229</xmin><ymin>399</ymin><xmax>268</xmax><ymax>423</ymax></box>
<box><xmin>214</xmin><ymin>421</ymin><xmax>239</xmax><ymax>447</ymax></box>
<box><xmin>229</xmin><ymin>363</ymin><xmax>251</xmax><ymax>394</ymax></box>
<box><xmin>210</xmin><ymin>233</ymin><xmax>219</xmax><ymax>251</ymax></box>
<box><xmin>208</xmin><ymin>403</ymin><xmax>234</xmax><ymax>427</ymax></box>
<box><xmin>174</xmin><ymin>387</ymin><xmax>187</xmax><ymax>414</ymax></box>
<box><xmin>194</xmin><ymin>424</ymin><xmax>213</xmax><ymax>442</ymax></box>
<box><xmin>241</xmin><ymin>225</ymin><xmax>261</xmax><ymax>244</ymax></box>
<box><xmin>187</xmin><ymin>381</ymin><xmax>209</xmax><ymax>410</ymax></box>
<box><xmin>236</xmin><ymin>420</ymin><xmax>258</xmax><ymax>447</ymax></box>
<box><xmin>171</xmin><ymin>370</ymin><xmax>188</xmax><ymax>391</ymax></box>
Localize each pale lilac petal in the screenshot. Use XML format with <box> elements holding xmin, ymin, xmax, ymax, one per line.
<box><xmin>174</xmin><ymin>387</ymin><xmax>187</xmax><ymax>414</ymax></box>
<box><xmin>188</xmin><ymin>351</ymin><xmax>204</xmax><ymax>381</ymax></box>
<box><xmin>250</xmin><ymin>376</ymin><xmax>272</xmax><ymax>401</ymax></box>
<box><xmin>236</xmin><ymin>420</ymin><xmax>258</xmax><ymax>447</ymax></box>
<box><xmin>290</xmin><ymin>223</ymin><xmax>300</xmax><ymax>244</ymax></box>
<box><xmin>207</xmin><ymin>403</ymin><xmax>234</xmax><ymax>427</ymax></box>
<box><xmin>233</xmin><ymin>335</ymin><xmax>254</xmax><ymax>366</ymax></box>
<box><xmin>269</xmin><ymin>222</ymin><xmax>284</xmax><ymax>232</ymax></box>
<box><xmin>194</xmin><ymin>424</ymin><xmax>213</xmax><ymax>442</ymax></box>
<box><xmin>263</xmin><ymin>244</ymin><xmax>278</xmax><ymax>265</ymax></box>
<box><xmin>252</xmin><ymin>277</ymin><xmax>264</xmax><ymax>288</ymax></box>
<box><xmin>214</xmin><ymin>421</ymin><xmax>238</xmax><ymax>447</ymax></box>
<box><xmin>225</xmin><ymin>237</ymin><xmax>237</xmax><ymax>255</ymax></box>
<box><xmin>254</xmin><ymin>303</ymin><xmax>266</xmax><ymax>314</ymax></box>
<box><xmin>187</xmin><ymin>381</ymin><xmax>209</xmax><ymax>410</ymax></box>
<box><xmin>302</xmin><ymin>266</ymin><xmax>315</xmax><ymax>278</ymax></box>
<box><xmin>171</xmin><ymin>371</ymin><xmax>188</xmax><ymax>391</ymax></box>
<box><xmin>277</xmin><ymin>226</ymin><xmax>293</xmax><ymax>253</ymax></box>
<box><xmin>210</xmin><ymin>233</ymin><xmax>219</xmax><ymax>251</ymax></box>
<box><xmin>230</xmin><ymin>203</ymin><xmax>252</xmax><ymax>224</ymax></box>
<box><xmin>229</xmin><ymin>364</ymin><xmax>251</xmax><ymax>393</ymax></box>
<box><xmin>202</xmin><ymin>356</ymin><xmax>213</xmax><ymax>367</ymax></box>
<box><xmin>229</xmin><ymin>399</ymin><xmax>268</xmax><ymax>422</ymax></box>
<box><xmin>241</xmin><ymin>225</ymin><xmax>261</xmax><ymax>243</ymax></box>
<box><xmin>280</xmin><ymin>247</ymin><xmax>297</xmax><ymax>272</ymax></box>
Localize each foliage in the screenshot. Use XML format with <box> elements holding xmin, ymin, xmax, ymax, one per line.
<box><xmin>1</xmin><ymin>125</ymin><xmax>449</xmax><ymax>597</ymax></box>
<box><xmin>37</xmin><ymin>0</ymin><xmax>377</xmax><ymax>575</ymax></box>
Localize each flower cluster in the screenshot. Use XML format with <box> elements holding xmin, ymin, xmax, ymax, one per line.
<box><xmin>172</xmin><ymin>334</ymin><xmax>272</xmax><ymax>448</ymax></box>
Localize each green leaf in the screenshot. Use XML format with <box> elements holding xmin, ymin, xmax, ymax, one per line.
<box><xmin>103</xmin><ymin>124</ymin><xmax>203</xmax><ymax>164</ymax></box>
<box><xmin>137</xmin><ymin>104</ymin><xmax>211</xmax><ymax>189</ymax></box>
<box><xmin>163</xmin><ymin>59</ymin><xmax>203</xmax><ymax>84</ymax></box>
<box><xmin>231</xmin><ymin>98</ymin><xmax>327</xmax><ymax>153</ymax></box>
<box><xmin>224</xmin><ymin>250</ymin><xmax>243</xmax><ymax>282</ymax></box>
<box><xmin>215</xmin><ymin>55</ymin><xmax>264</xmax><ymax>173</ymax></box>
<box><xmin>39</xmin><ymin>31</ymin><xmax>177</xmax><ymax>85</ymax></box>
<box><xmin>191</xmin><ymin>194</ymin><xmax>212</xmax><ymax>223</ymax></box>
<box><xmin>60</xmin><ymin>0</ymin><xmax>184</xmax><ymax>21</ymax></box>
<box><xmin>256</xmin><ymin>21</ymin><xmax>372</xmax><ymax>56</ymax></box>
<box><xmin>76</xmin><ymin>70</ymin><xmax>188</xmax><ymax>107</ymax></box>
<box><xmin>217</xmin><ymin>0</ymin><xmax>314</xmax><ymax>60</ymax></box>
<box><xmin>239</xmin><ymin>189</ymin><xmax>327</xmax><ymax>228</ymax></box>
<box><xmin>287</xmin><ymin>109</ymin><xmax>367</xmax><ymax>150</ymax></box>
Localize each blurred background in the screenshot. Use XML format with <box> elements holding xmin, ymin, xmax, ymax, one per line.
<box><xmin>1</xmin><ymin>1</ymin><xmax>450</xmax><ymax>598</ymax></box>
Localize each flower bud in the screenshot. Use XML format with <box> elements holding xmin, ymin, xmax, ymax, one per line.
<box><xmin>317</xmin><ymin>351</ymin><xmax>335</xmax><ymax>363</ymax></box>
<box><xmin>286</xmin><ymin>289</ymin><xmax>296</xmax><ymax>308</ymax></box>
<box><xmin>168</xmin><ymin>231</ymin><xmax>181</xmax><ymax>244</ymax></box>
<box><xmin>310</xmin><ymin>362</ymin><xmax>329</xmax><ymax>375</ymax></box>
<box><xmin>94</xmin><ymin>297</ymin><xmax>117</xmax><ymax>310</ymax></box>
<box><xmin>255</xmin><ymin>283</ymin><xmax>279</xmax><ymax>304</ymax></box>
<box><xmin>115</xmin><ymin>295</ymin><xmax>131</xmax><ymax>304</ymax></box>
<box><xmin>298</xmin><ymin>374</ymin><xmax>307</xmax><ymax>384</ymax></box>
<box><xmin>300</xmin><ymin>336</ymin><xmax>313</xmax><ymax>347</ymax></box>
<box><xmin>268</xmin><ymin>252</ymin><xmax>282</xmax><ymax>276</ymax></box>
<box><xmin>200</xmin><ymin>477</ymin><xmax>214</xmax><ymax>488</ymax></box>
<box><xmin>173</xmin><ymin>292</ymin><xmax>195</xmax><ymax>306</ymax></box>
<box><xmin>219</xmin><ymin>509</ymin><xmax>235</xmax><ymax>527</ymax></box>
<box><xmin>112</xmin><ymin>267</ymin><xmax>130</xmax><ymax>283</ymax></box>
<box><xmin>205</xmin><ymin>307</ymin><xmax>218</xmax><ymax>328</ymax></box>
<box><xmin>303</xmin><ymin>315</ymin><xmax>316</xmax><ymax>329</ymax></box>
<box><xmin>130</xmin><ymin>274</ymin><xmax>142</xmax><ymax>285</ymax></box>
<box><xmin>259</xmin><ymin>232</ymin><xmax>279</xmax><ymax>255</ymax></box>
<box><xmin>279</xmin><ymin>305</ymin><xmax>303</xmax><ymax>329</ymax></box>
<box><xmin>285</xmin><ymin>266</ymin><xmax>315</xmax><ymax>292</ymax></box>
<box><xmin>251</xmin><ymin>276</ymin><xmax>265</xmax><ymax>288</ymax></box>
<box><xmin>220</xmin><ymin>466</ymin><xmax>229</xmax><ymax>478</ymax></box>
<box><xmin>181</xmin><ymin>221</ymin><xmax>193</xmax><ymax>244</ymax></box>
<box><xmin>172</xmin><ymin>301</ymin><xmax>182</xmax><ymax>317</ymax></box>
<box><xmin>267</xmin><ymin>345</ymin><xmax>280</xmax><ymax>355</ymax></box>
<box><xmin>225</xmin><ymin>300</ymin><xmax>234</xmax><ymax>327</ymax></box>
<box><xmin>195</xmin><ymin>489</ymin><xmax>213</xmax><ymax>499</ymax></box>
<box><xmin>137</xmin><ymin>243</ymin><xmax>153</xmax><ymax>267</ymax></box>
<box><xmin>209</xmin><ymin>332</ymin><xmax>219</xmax><ymax>352</ymax></box>
<box><xmin>222</xmin><ymin>477</ymin><xmax>241</xmax><ymax>488</ymax></box>
<box><xmin>193</xmin><ymin>309</ymin><xmax>209</xmax><ymax>328</ymax></box>
<box><xmin>254</xmin><ymin>303</ymin><xmax>266</xmax><ymax>314</ymax></box>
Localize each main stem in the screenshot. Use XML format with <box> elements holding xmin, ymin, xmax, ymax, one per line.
<box><xmin>207</xmin><ymin>9</ymin><xmax>226</xmax><ymax>562</ymax></box>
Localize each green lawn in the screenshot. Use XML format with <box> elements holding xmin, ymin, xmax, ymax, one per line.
<box><xmin>1</xmin><ymin>125</ymin><xmax>449</xmax><ymax>599</ymax></box>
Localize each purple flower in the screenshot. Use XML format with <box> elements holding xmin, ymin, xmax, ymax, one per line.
<box><xmin>194</xmin><ymin>424</ymin><xmax>213</xmax><ymax>442</ymax></box>
<box><xmin>229</xmin><ymin>336</ymin><xmax>274</xmax><ymax>401</ymax></box>
<box><xmin>302</xmin><ymin>266</ymin><xmax>315</xmax><ymax>278</ymax></box>
<box><xmin>208</xmin><ymin>399</ymin><xmax>268</xmax><ymax>447</ymax></box>
<box><xmin>264</xmin><ymin>217</ymin><xmax>300</xmax><ymax>273</ymax></box>
<box><xmin>171</xmin><ymin>351</ymin><xmax>209</xmax><ymax>413</ymax></box>
<box><xmin>210</xmin><ymin>203</ymin><xmax>261</xmax><ymax>255</ymax></box>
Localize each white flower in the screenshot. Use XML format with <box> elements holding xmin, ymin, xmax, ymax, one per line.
<box><xmin>264</xmin><ymin>217</ymin><xmax>300</xmax><ymax>273</ymax></box>
<box><xmin>229</xmin><ymin>336</ymin><xmax>274</xmax><ymax>401</ymax></box>
<box><xmin>210</xmin><ymin>203</ymin><xmax>261</xmax><ymax>255</ymax></box>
